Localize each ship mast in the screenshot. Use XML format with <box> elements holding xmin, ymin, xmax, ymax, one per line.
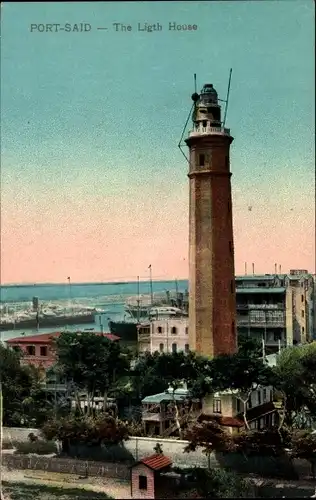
<box><xmin>137</xmin><ymin>275</ymin><xmax>140</xmax><ymax>323</ymax></box>
<box><xmin>148</xmin><ymin>265</ymin><xmax>154</xmax><ymax>306</ymax></box>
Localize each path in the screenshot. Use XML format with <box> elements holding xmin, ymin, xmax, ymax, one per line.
<box><xmin>2</xmin><ymin>467</ymin><xmax>132</xmax><ymax>499</ymax></box>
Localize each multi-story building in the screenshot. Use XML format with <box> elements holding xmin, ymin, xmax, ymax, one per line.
<box><xmin>6</xmin><ymin>331</ymin><xmax>119</xmax><ymax>370</ymax></box>
<box><xmin>137</xmin><ymin>319</ymin><xmax>189</xmax><ymax>354</ymax></box>
<box><xmin>138</xmin><ymin>270</ymin><xmax>315</xmax><ymax>355</ymax></box>
<box><xmin>141</xmin><ymin>384</ymin><xmax>278</xmax><ymax>436</ymax></box>
<box><xmin>236</xmin><ymin>269</ymin><xmax>315</xmax><ymax>352</ymax></box>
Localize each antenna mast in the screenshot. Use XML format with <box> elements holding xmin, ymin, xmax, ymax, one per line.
<box><xmin>223</xmin><ymin>68</ymin><xmax>232</xmax><ymax>127</ymax></box>
<box><xmin>178</xmin><ymin>73</ymin><xmax>199</xmax><ymax>164</ymax></box>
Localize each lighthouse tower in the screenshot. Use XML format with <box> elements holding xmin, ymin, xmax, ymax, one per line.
<box><xmin>185</xmin><ymin>83</ymin><xmax>237</xmax><ymax>358</ymax></box>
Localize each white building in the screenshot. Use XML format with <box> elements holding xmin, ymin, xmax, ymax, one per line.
<box><xmin>137</xmin><ymin>318</ymin><xmax>189</xmax><ymax>354</ymax></box>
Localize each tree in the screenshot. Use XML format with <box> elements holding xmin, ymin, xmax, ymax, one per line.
<box><xmin>187</xmin><ymin>468</ymin><xmax>253</xmax><ymax>498</ymax></box>
<box><xmin>203</xmin><ymin>352</ymin><xmax>274</xmax><ymax>430</ymax></box>
<box><xmin>291</xmin><ymin>430</ymin><xmax>316</xmax><ymax>480</ymax></box>
<box><xmin>184</xmin><ymin>419</ymin><xmax>234</xmax><ymax>470</ymax></box>
<box><xmin>273</xmin><ymin>344</ymin><xmax>316</xmax><ymax>427</ymax></box>
<box><xmin>0</xmin><ymin>343</ymin><xmax>49</xmax><ymax>426</ymax></box>
<box><xmin>53</xmin><ymin>331</ymin><xmax>130</xmax><ymax>415</ymax></box>
<box><xmin>42</xmin><ymin>413</ymin><xmax>129</xmax><ymax>454</ymax></box>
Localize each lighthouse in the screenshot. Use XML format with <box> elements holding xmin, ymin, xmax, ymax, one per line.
<box><xmin>185</xmin><ymin>82</ymin><xmax>237</xmax><ymax>358</ymax></box>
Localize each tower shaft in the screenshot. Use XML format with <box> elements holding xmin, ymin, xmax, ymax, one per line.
<box><xmin>185</xmin><ymin>83</ymin><xmax>237</xmax><ymax>357</ymax></box>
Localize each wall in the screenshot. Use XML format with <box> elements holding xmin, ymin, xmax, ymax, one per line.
<box><xmin>131</xmin><ymin>464</ymin><xmax>154</xmax><ymax>499</ymax></box>
<box><xmin>140</xmin><ymin>318</ymin><xmax>190</xmax><ymax>355</ymax></box>
<box><xmin>3</xmin><ymin>428</ymin><xmax>313</xmax><ymax>481</ymax></box>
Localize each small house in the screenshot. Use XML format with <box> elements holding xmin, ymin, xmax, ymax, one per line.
<box><xmin>130</xmin><ymin>453</ymin><xmax>173</xmax><ymax>499</ymax></box>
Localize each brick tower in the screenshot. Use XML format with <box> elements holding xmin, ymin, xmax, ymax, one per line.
<box><xmin>185</xmin><ymin>82</ymin><xmax>237</xmax><ymax>358</ymax></box>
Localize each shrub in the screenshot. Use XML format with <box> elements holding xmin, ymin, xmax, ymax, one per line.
<box><xmin>14</xmin><ymin>440</ymin><xmax>57</xmax><ymax>455</ymax></box>
<box><xmin>1</xmin><ymin>440</ymin><xmax>15</xmax><ymax>450</ymax></box>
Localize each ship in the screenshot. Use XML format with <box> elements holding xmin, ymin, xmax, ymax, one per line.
<box><xmin>108</xmin><ymin>306</ymin><xmax>188</xmax><ymax>343</ymax></box>
<box><xmin>108</xmin><ymin>272</ymin><xmax>189</xmax><ymax>342</ymax></box>
<box><xmin>0</xmin><ymin>311</ymin><xmax>96</xmax><ymax>332</ymax></box>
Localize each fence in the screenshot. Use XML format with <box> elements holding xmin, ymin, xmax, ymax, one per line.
<box><xmin>2</xmin><ymin>453</ymin><xmax>130</xmax><ymax>480</ymax></box>
<box><xmin>2</xmin><ymin>428</ymin><xmax>313</xmax><ymax>480</ymax></box>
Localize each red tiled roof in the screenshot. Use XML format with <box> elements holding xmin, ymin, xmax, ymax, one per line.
<box><xmin>133</xmin><ymin>454</ymin><xmax>172</xmax><ymax>471</ymax></box>
<box><xmin>198</xmin><ymin>413</ymin><xmax>244</xmax><ymax>428</ymax></box>
<box><xmin>219</xmin><ymin>416</ymin><xmax>244</xmax><ymax>428</ymax></box>
<box><xmin>6</xmin><ymin>331</ymin><xmax>120</xmax><ymax>344</ymax></box>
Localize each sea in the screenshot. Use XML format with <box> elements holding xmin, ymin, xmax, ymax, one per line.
<box><xmin>0</xmin><ymin>280</ymin><xmax>188</xmax><ymax>343</ymax></box>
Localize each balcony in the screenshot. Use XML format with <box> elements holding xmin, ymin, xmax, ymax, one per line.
<box><xmin>237</xmin><ymin>318</ymin><xmax>285</xmax><ymax>328</ymax></box>
<box><xmin>142</xmin><ymin>410</ymin><xmax>163</xmax><ymax>422</ymax></box>
<box><xmin>188</xmin><ymin>126</ymin><xmax>231</xmax><ymax>137</ymax></box>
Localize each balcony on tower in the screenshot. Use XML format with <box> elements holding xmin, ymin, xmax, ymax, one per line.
<box><xmin>189</xmin><ymin>124</ymin><xmax>231</xmax><ymax>137</ymax></box>
<box><xmin>189</xmin><ymin>83</ymin><xmax>231</xmax><ymax>138</ymax></box>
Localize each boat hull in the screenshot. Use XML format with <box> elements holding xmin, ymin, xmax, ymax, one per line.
<box><xmin>108</xmin><ymin>321</ymin><xmax>138</xmax><ymax>342</ymax></box>
<box><xmin>0</xmin><ymin>313</ymin><xmax>95</xmax><ymax>331</ymax></box>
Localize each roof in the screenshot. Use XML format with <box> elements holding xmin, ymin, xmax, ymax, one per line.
<box><xmin>197</xmin><ymin>413</ymin><xmax>243</xmax><ymax>428</ymax></box>
<box><xmin>236</xmin><ymin>287</ymin><xmax>286</xmax><ymax>294</ymax></box>
<box><xmin>6</xmin><ymin>331</ymin><xmax>120</xmax><ymax>344</ymax></box>
<box><xmin>131</xmin><ymin>454</ymin><xmax>172</xmax><ymax>471</ymax></box>
<box><xmin>142</xmin><ymin>388</ymin><xmax>191</xmax><ymax>404</ymax></box>
<box><xmin>237</xmin><ymin>401</ymin><xmax>276</xmax><ymax>422</ymax></box>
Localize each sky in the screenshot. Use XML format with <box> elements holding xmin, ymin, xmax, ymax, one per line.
<box><xmin>1</xmin><ymin>1</ymin><xmax>315</xmax><ymax>284</ymax></box>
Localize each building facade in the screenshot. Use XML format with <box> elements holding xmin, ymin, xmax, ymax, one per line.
<box><xmin>141</xmin><ymin>385</ymin><xmax>277</xmax><ymax>437</ymax></box>
<box><xmin>236</xmin><ymin>269</ymin><xmax>315</xmax><ymax>351</ymax></box>
<box><xmin>137</xmin><ymin>270</ymin><xmax>315</xmax><ymax>355</ymax></box>
<box><xmin>137</xmin><ymin>319</ymin><xmax>189</xmax><ymax>355</ymax></box>
<box><xmin>185</xmin><ymin>82</ymin><xmax>237</xmax><ymax>358</ymax></box>
<box><xmin>6</xmin><ymin>331</ymin><xmax>119</xmax><ymax>369</ymax></box>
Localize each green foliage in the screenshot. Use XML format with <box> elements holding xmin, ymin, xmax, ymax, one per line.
<box><xmin>232</xmin><ymin>428</ymin><xmax>291</xmax><ymax>457</ymax></box>
<box><xmin>0</xmin><ymin>343</ymin><xmax>50</xmax><ymax>426</ymax></box>
<box><xmin>53</xmin><ymin>331</ymin><xmax>130</xmax><ymax>414</ymax></box>
<box><xmin>273</xmin><ymin>343</ymin><xmax>316</xmax><ymax>425</ymax></box>
<box><xmin>14</xmin><ymin>440</ymin><xmax>57</xmax><ymax>455</ymax></box>
<box><xmin>184</xmin><ymin>420</ymin><xmax>234</xmax><ymax>457</ymax></box>
<box><xmin>41</xmin><ymin>413</ymin><xmax>129</xmax><ymax>446</ymax></box>
<box><xmin>291</xmin><ymin>430</ymin><xmax>316</xmax><ymax>479</ymax></box>
<box><xmin>132</xmin><ymin>350</ymin><xmax>209</xmax><ymax>400</ymax></box>
<box><xmin>187</xmin><ymin>468</ymin><xmax>253</xmax><ymax>498</ymax></box>
<box><xmin>2</xmin><ymin>481</ymin><xmax>114</xmax><ymax>499</ymax></box>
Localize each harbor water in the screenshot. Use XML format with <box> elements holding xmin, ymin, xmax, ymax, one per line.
<box><xmin>0</xmin><ymin>279</ymin><xmax>188</xmax><ymax>343</ymax></box>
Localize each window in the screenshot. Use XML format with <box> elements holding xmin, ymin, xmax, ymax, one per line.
<box><xmin>213</xmin><ymin>399</ymin><xmax>221</xmax><ymax>413</ymax></box>
<box><xmin>159</xmin><ymin>343</ymin><xmax>164</xmax><ymax>353</ymax></box>
<box><xmin>185</xmin><ymin>343</ymin><xmax>190</xmax><ymax>353</ymax></box>
<box><xmin>185</xmin><ymin>327</ymin><xmax>189</xmax><ymax>335</ymax></box>
<box><xmin>157</xmin><ymin>326</ymin><xmax>163</xmax><ymax>333</ymax></box>
<box><xmin>26</xmin><ymin>345</ymin><xmax>35</xmax><ymax>356</ymax></box>
<box><xmin>139</xmin><ymin>475</ymin><xmax>147</xmax><ymax>490</ymax></box>
<box><xmin>236</xmin><ymin>399</ymin><xmax>241</xmax><ymax>413</ymax></box>
<box><xmin>302</xmin><ymin>326</ymin><xmax>305</xmax><ymax>335</ymax></box>
<box><xmin>40</xmin><ymin>346</ymin><xmax>47</xmax><ymax>356</ymax></box>
<box><xmin>171</xmin><ymin>326</ymin><xmax>177</xmax><ymax>335</ymax></box>
<box><xmin>198</xmin><ymin>154</ymin><xmax>205</xmax><ymax>167</ymax></box>
<box><xmin>301</xmin><ymin>294</ymin><xmax>304</xmax><ymax>303</ymax></box>
<box><xmin>258</xmin><ymin>390</ymin><xmax>261</xmax><ymax>405</ymax></box>
<box><xmin>172</xmin><ymin>343</ymin><xmax>177</xmax><ymax>353</ymax></box>
<box><xmin>274</xmin><ymin>332</ymin><xmax>281</xmax><ymax>341</ymax></box>
<box><xmin>202</xmin><ymin>121</ymin><xmax>207</xmax><ymax>128</ymax></box>
<box><xmin>302</xmin><ymin>310</ymin><xmax>305</xmax><ymax>318</ymax></box>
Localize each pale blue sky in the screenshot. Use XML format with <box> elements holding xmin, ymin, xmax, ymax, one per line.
<box><xmin>1</xmin><ymin>1</ymin><xmax>315</xmax><ymax>283</ymax></box>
